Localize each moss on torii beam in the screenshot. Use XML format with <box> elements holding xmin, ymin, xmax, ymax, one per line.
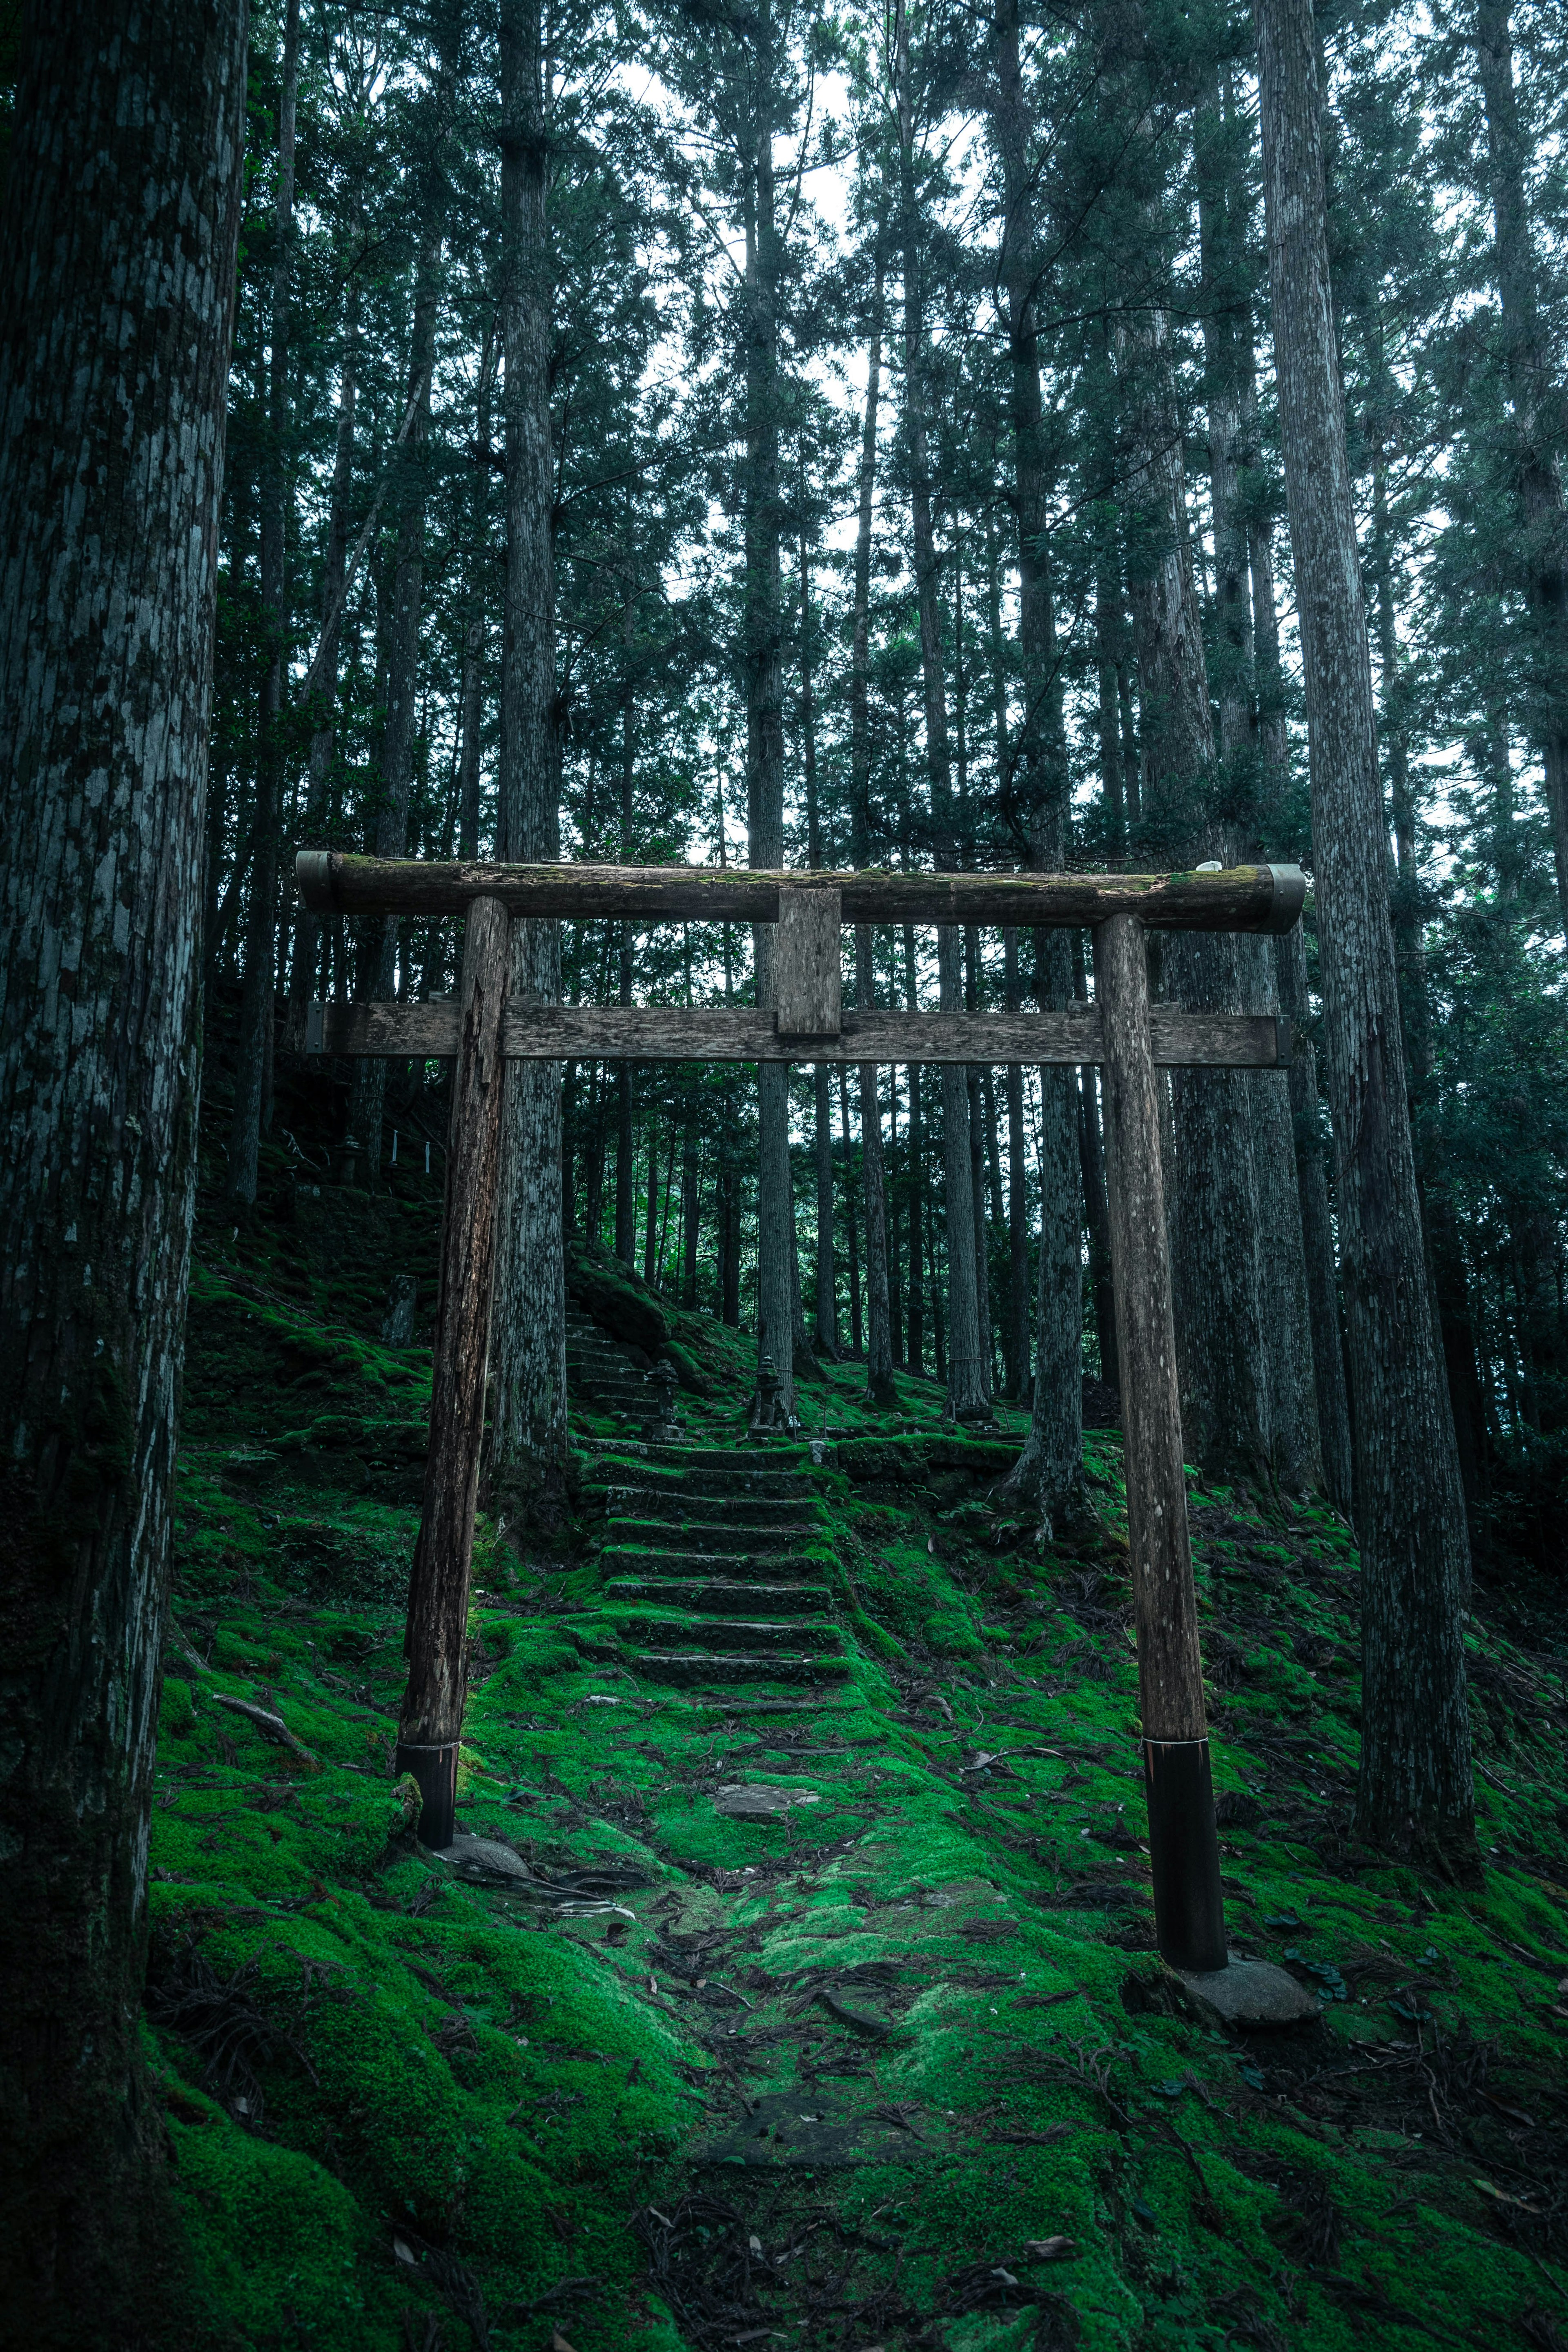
<box><xmin>295</xmin><ymin>850</ymin><xmax>1307</xmax><ymax>933</ymax></box>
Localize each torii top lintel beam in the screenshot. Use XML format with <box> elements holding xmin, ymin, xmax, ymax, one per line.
<box><xmin>294</xmin><ymin>852</ymin><xmax>1307</xmax><ymax>935</ymax></box>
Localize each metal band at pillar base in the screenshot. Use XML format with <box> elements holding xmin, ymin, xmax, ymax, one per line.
<box><xmin>1143</xmin><ymin>1737</ymin><xmax>1227</xmax><ymax>1973</ymax></box>
<box><xmin>395</xmin><ymin>1739</ymin><xmax>459</xmax><ymax>1851</ymax></box>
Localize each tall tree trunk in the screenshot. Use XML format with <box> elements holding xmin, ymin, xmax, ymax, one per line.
<box><xmin>900</xmin><ymin>926</ymin><xmax>927</xmax><ymax>1375</ymax></box>
<box><xmin>1475</xmin><ymin>0</ymin><xmax>1568</xmax><ymax>937</ymax></box>
<box><xmin>1126</xmin><ymin>285</ymin><xmax>1270</xmax><ymax>1485</ymax></box>
<box><xmin>840</xmin><ymin>1069</ymin><xmax>863</xmax><ymax>1354</ymax></box>
<box><xmin>813</xmin><ymin>1065</ymin><xmax>838</xmax><ymax>1358</ymax></box>
<box><xmin>682</xmin><ymin>1102</ymin><xmax>701</xmax><ymax>1308</ymax></box>
<box><xmin>799</xmin><ymin>519</ymin><xmax>838</xmax><ymax>1361</ymax></box>
<box><xmin>1258</xmin><ymin>0</ymin><xmax>1474</xmax><ymax>1863</ymax></box>
<box><xmin>1276</xmin><ymin>923</ymin><xmax>1354</xmax><ymax>1512</ymax></box>
<box><xmin>0</xmin><ymin>0</ymin><xmax>244</xmax><ymax>2318</ymax></box>
<box><xmin>991</xmin><ymin>0</ymin><xmax>1080</xmax><ymax>1493</ymax></box>
<box><xmin>643</xmin><ymin>1104</ymin><xmax>659</xmax><ymax>1283</ymax></box>
<box><xmin>1074</xmin><ymin>937</ymin><xmax>1120</xmax><ymax>1394</ymax></box>
<box><xmin>347</xmin><ymin>24</ymin><xmax>458</xmax><ymax>1179</ymax></box>
<box><xmin>849</xmin><ymin>233</ymin><xmax>895</xmax><ymax>1405</ymax></box>
<box><xmin>744</xmin><ymin>0</ymin><xmax>794</xmax><ymax>1417</ymax></box>
<box><xmin>289</xmin><ymin>243</ymin><xmax>361</xmax><ymax>1020</ymax></box>
<box><xmin>491</xmin><ymin>0</ymin><xmax>567</xmax><ymax>1532</ymax></box>
<box><xmin>228</xmin><ymin>0</ymin><xmax>300</xmax><ymax>1200</ymax></box>
<box><xmin>1244</xmin><ymin>360</ymin><xmax>1291</xmax><ymax>799</ymax></box>
<box><xmin>458</xmin><ymin>324</ymin><xmax>497</xmax><ymax>863</ymax></box>
<box><xmin>1195</xmin><ymin>64</ymin><xmax>1255</xmax><ymax>778</ymax></box>
<box><xmin>615</xmin><ymin>937</ymin><xmax>635</xmax><ymax>1262</ymax></box>
<box><xmin>1002</xmin><ymin>929</ymin><xmax>1033</xmax><ymax>1399</ymax></box>
<box><xmin>896</xmin><ymin>12</ymin><xmax>988</xmax><ymax>1423</ymax></box>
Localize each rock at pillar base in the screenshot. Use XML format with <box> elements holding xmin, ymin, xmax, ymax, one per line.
<box><xmin>1176</xmin><ymin>1955</ymin><xmax>1320</xmax><ymax>2029</ymax></box>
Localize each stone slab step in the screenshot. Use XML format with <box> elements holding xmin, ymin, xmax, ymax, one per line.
<box><xmin>616</xmin><ymin>1614</ymin><xmax>842</xmax><ymax>1655</ymax></box>
<box><xmin>595</xmin><ymin>1489</ymin><xmax>818</xmax><ymax>1529</ymax></box>
<box><xmin>605</xmin><ymin>1519</ymin><xmax>813</xmax><ymax>1555</ymax></box>
<box><xmin>583</xmin><ymin>1469</ymin><xmax>812</xmax><ymax>1503</ymax></box>
<box><xmin>630</xmin><ymin>1648</ymin><xmax>851</xmax><ymax>1686</ymax></box>
<box><xmin>605</xmin><ymin>1577</ymin><xmax>833</xmax><ymax>1616</ymax></box>
<box><xmin>600</xmin><ymin>1546</ymin><xmax>823</xmax><ymax>1580</ymax></box>
<box><xmin>634</xmin><ymin>1445</ymin><xmax>814</xmax><ymax>1474</ymax></box>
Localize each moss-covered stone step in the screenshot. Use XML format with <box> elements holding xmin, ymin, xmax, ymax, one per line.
<box><xmin>630</xmin><ymin>1647</ymin><xmax>850</xmax><ymax>1686</ymax></box>
<box><xmin>616</xmin><ymin>1612</ymin><xmax>841</xmax><ymax>1655</ymax></box>
<box><xmin>597</xmin><ymin>1489</ymin><xmax>820</xmax><ymax>1529</ymax></box>
<box><xmin>599</xmin><ymin>1545</ymin><xmax>824</xmax><ymax>1580</ymax></box>
<box><xmin>604</xmin><ymin>1576</ymin><xmax>833</xmax><ymax>1616</ymax></box>
<box><xmin>582</xmin><ymin>1466</ymin><xmax>809</xmax><ymax>1503</ymax></box>
<box><xmin>633</xmin><ymin>1443</ymin><xmax>814</xmax><ymax>1474</ymax></box>
<box><xmin>603</xmin><ymin>1517</ymin><xmax>815</xmax><ymax>1555</ymax></box>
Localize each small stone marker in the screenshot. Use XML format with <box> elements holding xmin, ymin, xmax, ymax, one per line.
<box><xmin>1176</xmin><ymin>1955</ymin><xmax>1319</xmax><ymax>2028</ymax></box>
<box><xmin>713</xmin><ymin>1783</ymin><xmax>820</xmax><ymax>1817</ymax></box>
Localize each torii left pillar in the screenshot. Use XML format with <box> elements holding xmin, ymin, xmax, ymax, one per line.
<box><xmin>395</xmin><ymin>895</ymin><xmax>511</xmax><ymax>1846</ymax></box>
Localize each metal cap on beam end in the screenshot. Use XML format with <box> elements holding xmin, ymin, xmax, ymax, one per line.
<box><xmin>295</xmin><ymin>850</ymin><xmax>336</xmax><ymax>912</ymax></box>
<box><xmin>1262</xmin><ymin>863</ymin><xmax>1308</xmax><ymax>933</ymax></box>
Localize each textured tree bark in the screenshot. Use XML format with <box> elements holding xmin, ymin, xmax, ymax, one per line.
<box><xmin>1474</xmin><ymin>0</ymin><xmax>1568</xmax><ymax>938</ymax></box>
<box><xmin>0</xmin><ymin>0</ymin><xmax>245</xmax><ymax>2321</ymax></box>
<box><xmin>1258</xmin><ymin>0</ymin><xmax>1475</xmax><ymax>1862</ymax></box>
<box><xmin>1248</xmin><ymin>987</ymin><xmax>1323</xmax><ymax>1493</ymax></box>
<box><xmin>397</xmin><ymin>900</ymin><xmax>512</xmax><ymax>1845</ymax></box>
<box><xmin>840</xmin><ymin>1069</ymin><xmax>864</xmax><ymax>1355</ymax></box>
<box><xmin>744</xmin><ymin>0</ymin><xmax>794</xmax><ymax>1422</ymax></box>
<box><xmin>988</xmin><ymin>0</ymin><xmax>1081</xmax><ymax>1478</ymax></box>
<box><xmin>1096</xmin><ymin>918</ymin><xmax>1226</xmax><ymax>1971</ymax></box>
<box><xmin>346</xmin><ymin>18</ymin><xmax>460</xmax><ymax>1177</ymax></box>
<box><xmin>1275</xmin><ymin>924</ymin><xmax>1354</xmax><ymax>1512</ymax></box>
<box><xmin>1194</xmin><ymin>63</ymin><xmax>1255</xmax><ymax>777</ymax></box>
<box><xmin>490</xmin><ymin>0</ymin><xmax>567</xmax><ymax>1532</ymax></box>
<box><xmin>813</xmin><ymin>1064</ymin><xmax>840</xmax><ymax>1357</ymax></box>
<box><xmin>1074</xmin><ymin>940</ymin><xmax>1120</xmax><ymax>1396</ymax></box>
<box><xmin>681</xmin><ymin>1104</ymin><xmax>701</xmax><ymax>1308</ymax></box>
<box><xmin>228</xmin><ymin>0</ymin><xmax>300</xmax><ymax>1200</ymax></box>
<box><xmin>1126</xmin><ymin>295</ymin><xmax>1270</xmax><ymax>1485</ymax></box>
<box><xmin>848</xmin><ymin>236</ymin><xmax>895</xmax><ymax>1406</ymax></box>
<box><xmin>615</xmin><ymin>932</ymin><xmax>635</xmax><ymax>1262</ymax></box>
<box><xmin>1003</xmin><ymin>929</ymin><xmax>1085</xmax><ymax>1517</ymax></box>
<box><xmin>897</xmin><ymin>13</ymin><xmax>987</xmax><ymax>1424</ymax></box>
<box><xmin>457</xmin><ymin>326</ymin><xmax>497</xmax><ymax>864</ymax></box>
<box><xmin>288</xmin><ymin>245</ymin><xmax>361</xmax><ymax>1020</ymax></box>
<box><xmin>1002</xmin><ymin>933</ymin><xmax>1033</xmax><ymax>1400</ymax></box>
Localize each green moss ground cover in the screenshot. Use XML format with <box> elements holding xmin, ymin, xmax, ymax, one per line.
<box><xmin>151</xmin><ymin>1171</ymin><xmax>1568</xmax><ymax>2349</ymax></box>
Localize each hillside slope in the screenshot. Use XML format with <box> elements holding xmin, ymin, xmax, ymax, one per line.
<box><xmin>148</xmin><ymin>1146</ymin><xmax>1568</xmax><ymax>2351</ymax></box>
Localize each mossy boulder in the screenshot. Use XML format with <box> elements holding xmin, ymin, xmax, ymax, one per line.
<box><xmin>566</xmin><ymin>1245</ymin><xmax>708</xmax><ymax>1392</ymax></box>
<box><xmin>567</xmin><ymin>1243</ymin><xmax>668</xmax><ymax>1358</ymax></box>
<box><xmin>834</xmin><ymin>1432</ymin><xmax>1021</xmax><ymax>1487</ymax></box>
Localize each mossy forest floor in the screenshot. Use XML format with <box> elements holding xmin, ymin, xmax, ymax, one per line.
<box><xmin>151</xmin><ymin>1138</ymin><xmax>1568</xmax><ymax>2351</ymax></box>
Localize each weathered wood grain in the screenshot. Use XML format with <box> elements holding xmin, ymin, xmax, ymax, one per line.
<box><xmin>395</xmin><ymin>897</ymin><xmax>511</xmax><ymax>1847</ymax></box>
<box><xmin>307</xmin><ymin>1000</ymin><xmax>1293</xmax><ymax>1070</ymax></box>
<box><xmin>296</xmin><ymin>849</ymin><xmax>1307</xmax><ymax>934</ymax></box>
<box><xmin>1096</xmin><ymin>911</ymin><xmax>1227</xmax><ymax>1971</ymax></box>
<box><xmin>775</xmin><ymin>883</ymin><xmax>842</xmax><ymax>1035</ymax></box>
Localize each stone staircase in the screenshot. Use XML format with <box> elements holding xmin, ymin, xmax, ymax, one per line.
<box><xmin>580</xmin><ymin>1441</ymin><xmax>849</xmax><ymax>1691</ymax></box>
<box><xmin>566</xmin><ymin>1304</ymin><xmax>668</xmax><ymax>1434</ymax></box>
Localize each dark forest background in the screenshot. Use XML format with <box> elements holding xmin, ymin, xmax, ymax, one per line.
<box><xmin>187</xmin><ymin>0</ymin><xmax>1566</xmax><ymax>1569</ymax></box>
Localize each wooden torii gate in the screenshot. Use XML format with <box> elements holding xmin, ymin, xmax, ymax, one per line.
<box><xmin>297</xmin><ymin>850</ymin><xmax>1306</xmax><ymax>1978</ymax></box>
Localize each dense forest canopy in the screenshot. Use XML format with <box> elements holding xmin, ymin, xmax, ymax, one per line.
<box><xmin>2</xmin><ymin>0</ymin><xmax>1568</xmax><ymax>2338</ymax></box>
<box><xmin>195</xmin><ymin>0</ymin><xmax>1566</xmax><ymax>1542</ymax></box>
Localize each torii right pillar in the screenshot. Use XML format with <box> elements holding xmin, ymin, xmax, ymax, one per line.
<box><xmin>1096</xmin><ymin>911</ymin><xmax>1228</xmax><ymax>1973</ymax></box>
